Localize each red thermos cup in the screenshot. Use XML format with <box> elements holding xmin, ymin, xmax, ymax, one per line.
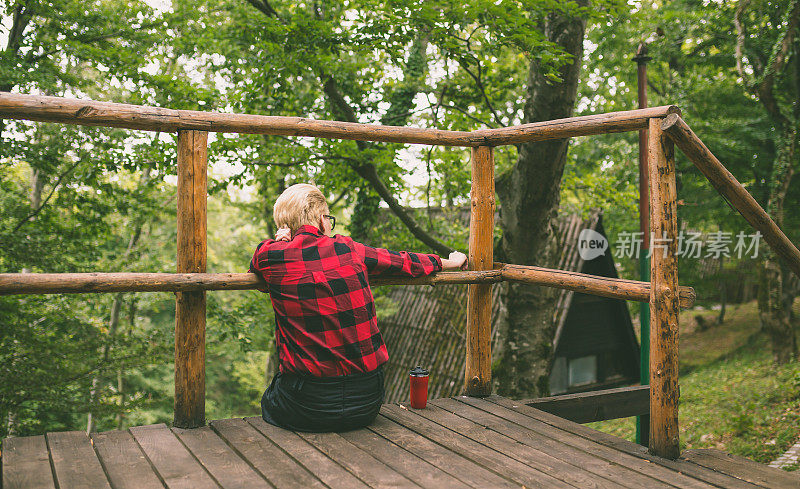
<box><xmin>409</xmin><ymin>366</ymin><xmax>429</xmax><ymax>409</ymax></box>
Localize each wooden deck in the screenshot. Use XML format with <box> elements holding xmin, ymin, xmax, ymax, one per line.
<box><xmin>3</xmin><ymin>395</ymin><xmax>798</xmax><ymax>489</ymax></box>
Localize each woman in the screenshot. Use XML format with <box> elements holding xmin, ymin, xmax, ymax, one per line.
<box><xmin>249</xmin><ymin>183</ymin><xmax>467</xmax><ymax>432</ymax></box>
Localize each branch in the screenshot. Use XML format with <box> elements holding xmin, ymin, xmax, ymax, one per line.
<box><xmin>356</xmin><ymin>162</ymin><xmax>453</xmax><ymax>255</ymax></box>
<box><xmin>456</xmin><ymin>57</ymin><xmax>505</xmax><ymax>126</ymax></box>
<box><xmin>12</xmin><ymin>159</ymin><xmax>82</xmax><ymax>233</ymax></box>
<box><xmin>735</xmin><ymin>1</ymin><xmax>752</xmax><ymax>81</ymax></box>
<box><xmin>4</xmin><ymin>1</ymin><xmax>32</xmax><ymax>56</ymax></box>
<box><xmin>439</xmin><ymin>102</ymin><xmax>497</xmax><ymax>127</ymax></box>
<box><xmin>9</xmin><ymin>352</ymin><xmax>156</xmax><ymax>406</ymax></box>
<box><xmin>743</xmin><ymin>0</ymin><xmax>800</xmax><ymax>124</ymax></box>
<box><xmin>241</xmin><ymin>160</ymin><xmax>307</xmax><ymax>167</ymax></box>
<box><xmin>763</xmin><ymin>0</ymin><xmax>800</xmax><ymax>80</ymax></box>
<box><xmin>281</xmin><ymin>28</ymin><xmax>452</xmax><ymax>254</ymax></box>
<box><xmin>320</xmin><ymin>76</ymin><xmax>453</xmax><ymax>253</ymax></box>
<box><xmin>646</xmin><ymin>79</ymin><xmax>663</xmax><ymax>97</ymax></box>
<box><xmin>319</xmin><ymin>77</ymin><xmax>355</xmax><ymax>122</ymax></box>
<box><xmin>328</xmin><ymin>190</ymin><xmax>347</xmax><ymax>209</ymax></box>
<box><xmin>244</xmin><ymin>0</ymin><xmax>282</xmax><ymax>20</ymax></box>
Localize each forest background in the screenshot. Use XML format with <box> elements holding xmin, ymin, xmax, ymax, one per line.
<box><xmin>1</xmin><ymin>0</ymin><xmax>799</xmax><ymax>455</ymax></box>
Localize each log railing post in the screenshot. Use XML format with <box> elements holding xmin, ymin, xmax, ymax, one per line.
<box><xmin>464</xmin><ymin>145</ymin><xmax>495</xmax><ymax>396</ymax></box>
<box><xmin>174</xmin><ymin>130</ymin><xmax>208</xmax><ymax>428</ymax></box>
<box><xmin>647</xmin><ymin>118</ymin><xmax>680</xmax><ymax>458</ymax></box>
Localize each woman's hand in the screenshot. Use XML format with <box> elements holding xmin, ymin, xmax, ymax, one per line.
<box><xmin>275</xmin><ymin>226</ymin><xmax>291</xmax><ymax>242</ymax></box>
<box><xmin>441</xmin><ymin>251</ymin><xmax>467</xmax><ymax>270</ymax></box>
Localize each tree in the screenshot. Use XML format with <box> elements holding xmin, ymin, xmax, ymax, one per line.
<box><xmin>171</xmin><ymin>0</ymin><xmax>626</xmax><ymax>399</ymax></box>
<box><xmin>735</xmin><ymin>0</ymin><xmax>800</xmax><ymax>364</ymax></box>
<box><xmin>567</xmin><ymin>0</ymin><xmax>800</xmax><ymax>366</ymax></box>
<box><xmin>0</xmin><ymin>0</ymin><xmax>219</xmax><ymax>435</ymax></box>
<box><xmin>493</xmin><ymin>0</ymin><xmax>595</xmax><ymax>398</ymax></box>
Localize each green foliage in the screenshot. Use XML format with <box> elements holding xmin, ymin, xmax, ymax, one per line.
<box><xmin>590</xmin><ymin>301</ymin><xmax>800</xmax><ymax>466</ymax></box>
<box><xmin>3</xmin><ymin>0</ymin><xmax>799</xmax><ymax>441</ymax></box>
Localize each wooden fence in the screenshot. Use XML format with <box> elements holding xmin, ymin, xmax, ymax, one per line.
<box><xmin>2</xmin><ymin>92</ymin><xmax>799</xmax><ymax>459</ymax></box>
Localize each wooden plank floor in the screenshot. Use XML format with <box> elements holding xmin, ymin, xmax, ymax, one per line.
<box><xmin>3</xmin><ymin>395</ymin><xmax>798</xmax><ymax>489</ymax></box>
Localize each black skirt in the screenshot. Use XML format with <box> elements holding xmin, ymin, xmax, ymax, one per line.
<box><xmin>260</xmin><ymin>365</ymin><xmax>385</xmax><ymax>432</ymax></box>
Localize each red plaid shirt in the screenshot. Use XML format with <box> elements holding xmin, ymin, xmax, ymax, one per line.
<box><xmin>249</xmin><ymin>224</ymin><xmax>443</xmax><ymax>377</ymax></box>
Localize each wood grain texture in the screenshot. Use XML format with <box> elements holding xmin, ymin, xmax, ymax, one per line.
<box><xmin>174</xmin><ymin>130</ymin><xmax>208</xmax><ymax>429</ymax></box>
<box><xmin>172</xmin><ymin>426</ymin><xmax>270</xmax><ymax>489</ymax></box>
<box><xmin>297</xmin><ymin>431</ymin><xmax>420</xmax><ymax>489</ymax></box>
<box><xmin>464</xmin><ymin>146</ymin><xmax>494</xmax><ymax>396</ymax></box>
<box><xmin>0</xmin><ymin>92</ymin><xmax>679</xmax><ymax>146</ymax></box>
<box><xmin>647</xmin><ymin>118</ymin><xmax>680</xmax><ymax>459</ymax></box>
<box><xmin>478</xmin><ymin>396</ymin><xmax>740</xmax><ymax>489</ymax></box>
<box><xmin>662</xmin><ymin>114</ymin><xmax>800</xmax><ymax>279</ymax></box>
<box><xmin>2</xmin><ymin>435</ymin><xmax>56</xmax><ymax>489</ymax></box>
<box><xmin>0</xmin><ymin>264</ymin><xmax>697</xmax><ymax>308</ymax></box>
<box><xmin>411</xmin><ymin>402</ymin><xmax>625</xmax><ymax>489</ymax></box>
<box><xmin>209</xmin><ymin>418</ymin><xmax>326</xmax><ymax>489</ymax></box>
<box><xmin>0</xmin><ymin>269</ymin><xmax>504</xmax><ymax>295</ymax></box>
<box><xmin>338</xmin><ymin>426</ymin><xmax>471</xmax><ymax>489</ymax></box>
<box><xmin>245</xmin><ymin>417</ymin><xmax>370</xmax><ymax>489</ymax></box>
<box><xmin>381</xmin><ymin>404</ymin><xmax>572</xmax><ymax>488</ymax></box>
<box><xmin>521</xmin><ymin>385</ymin><xmax>650</xmax><ymax>423</ymax></box>
<box><xmin>478</xmin><ymin>105</ymin><xmax>681</xmax><ymax>145</ymax></box>
<box><xmin>6</xmin><ymin>399</ymin><xmax>794</xmax><ymax>489</ymax></box>
<box><xmin>433</xmin><ymin>397</ymin><xmax>672</xmax><ymax>489</ymax></box>
<box><xmin>129</xmin><ymin>424</ymin><xmax>218</xmax><ymax>489</ymax></box>
<box><xmin>499</xmin><ymin>262</ymin><xmax>695</xmax><ymax>308</ymax></box>
<box><xmin>681</xmin><ymin>449</ymin><xmax>800</xmax><ymax>488</ymax></box>
<box><xmin>46</xmin><ymin>431</ymin><xmax>111</xmax><ymax>489</ymax></box>
<box><xmin>366</xmin><ymin>415</ymin><xmax>520</xmax><ymax>489</ymax></box>
<box><xmin>90</xmin><ymin>430</ymin><xmax>164</xmax><ymax>489</ymax></box>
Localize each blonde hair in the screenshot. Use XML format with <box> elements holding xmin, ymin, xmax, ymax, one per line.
<box><xmin>273</xmin><ymin>183</ymin><xmax>329</xmax><ymax>234</ymax></box>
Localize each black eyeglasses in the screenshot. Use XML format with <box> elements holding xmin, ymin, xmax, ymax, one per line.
<box><xmin>323</xmin><ymin>214</ymin><xmax>336</xmax><ymax>230</ymax></box>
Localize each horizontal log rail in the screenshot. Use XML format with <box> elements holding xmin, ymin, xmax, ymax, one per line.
<box><xmin>0</xmin><ymin>92</ymin><xmax>678</xmax><ymax>147</ymax></box>
<box><xmin>662</xmin><ymin>114</ymin><xmax>800</xmax><ymax>279</ymax></box>
<box><xmin>497</xmin><ymin>263</ymin><xmax>695</xmax><ymax>308</ymax></box>
<box><xmin>0</xmin><ymin>265</ymin><xmax>695</xmax><ymax>307</ymax></box>
<box><xmin>475</xmin><ymin>106</ymin><xmax>680</xmax><ymax>145</ymax></box>
<box><xmin>522</xmin><ymin>385</ymin><xmax>650</xmax><ymax>423</ymax></box>
<box><xmin>0</xmin><ymin>270</ymin><xmax>504</xmax><ymax>295</ymax></box>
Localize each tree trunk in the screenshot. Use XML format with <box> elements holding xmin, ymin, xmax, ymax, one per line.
<box><xmin>494</xmin><ymin>5</ymin><xmax>588</xmax><ymax>398</ymax></box>
<box><xmin>758</xmin><ymin>126</ymin><xmax>798</xmax><ymax>364</ymax></box>
<box><xmin>0</xmin><ymin>1</ymin><xmax>34</xmax><ymax>139</ymax></box>
<box><xmin>758</xmin><ymin>256</ymin><xmax>797</xmax><ymax>363</ymax></box>
<box><xmin>717</xmin><ymin>256</ymin><xmax>726</xmax><ymax>325</ymax></box>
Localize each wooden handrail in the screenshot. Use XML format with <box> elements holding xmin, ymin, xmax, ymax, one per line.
<box><xmin>662</xmin><ymin>114</ymin><xmax>800</xmax><ymax>278</ymax></box>
<box><xmin>0</xmin><ymin>270</ymin><xmax>505</xmax><ymax>295</ymax></box>
<box><xmin>522</xmin><ymin>385</ymin><xmax>650</xmax><ymax>423</ymax></box>
<box><xmin>0</xmin><ymin>92</ymin><xmax>678</xmax><ymax>146</ymax></box>
<box><xmin>497</xmin><ymin>263</ymin><xmax>695</xmax><ymax>308</ymax></box>
<box><xmin>0</xmin><ymin>266</ymin><xmax>695</xmax><ymax>307</ymax></box>
<box><xmin>475</xmin><ymin>106</ymin><xmax>680</xmax><ymax>145</ymax></box>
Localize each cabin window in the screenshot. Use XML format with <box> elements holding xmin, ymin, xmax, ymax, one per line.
<box><xmin>549</xmin><ymin>356</ymin><xmax>568</xmax><ymax>394</ymax></box>
<box><xmin>568</xmin><ymin>355</ymin><xmax>597</xmax><ymax>386</ymax></box>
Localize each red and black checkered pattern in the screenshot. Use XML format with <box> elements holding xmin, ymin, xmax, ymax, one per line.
<box><xmin>250</xmin><ymin>224</ymin><xmax>443</xmax><ymax>377</ymax></box>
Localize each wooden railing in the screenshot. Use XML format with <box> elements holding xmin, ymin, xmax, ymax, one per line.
<box><xmin>524</xmin><ymin>386</ymin><xmax>651</xmax><ymax>424</ymax></box>
<box><xmin>2</xmin><ymin>92</ymin><xmax>799</xmax><ymax>459</ymax></box>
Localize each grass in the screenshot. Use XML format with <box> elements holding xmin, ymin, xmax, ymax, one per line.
<box><xmin>587</xmin><ymin>300</ymin><xmax>800</xmax><ymax>469</ymax></box>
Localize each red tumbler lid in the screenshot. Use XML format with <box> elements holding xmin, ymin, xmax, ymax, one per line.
<box><xmin>410</xmin><ymin>366</ymin><xmax>429</xmax><ymax>377</ymax></box>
